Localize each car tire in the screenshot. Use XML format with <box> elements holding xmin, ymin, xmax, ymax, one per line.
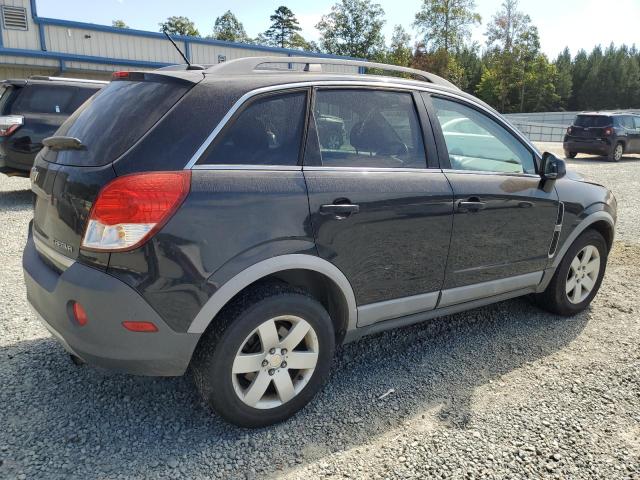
<box><xmin>565</xmin><ymin>151</ymin><xmax>577</xmax><ymax>159</ymax></box>
<box><xmin>534</xmin><ymin>229</ymin><xmax>607</xmax><ymax>316</ymax></box>
<box><xmin>191</xmin><ymin>282</ymin><xmax>335</xmax><ymax>428</ymax></box>
<box><xmin>608</xmin><ymin>143</ymin><xmax>624</xmax><ymax>162</ymax></box>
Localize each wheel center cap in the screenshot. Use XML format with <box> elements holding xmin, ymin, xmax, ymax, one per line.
<box><xmin>269</xmin><ymin>354</ymin><xmax>282</xmax><ymax>368</ymax></box>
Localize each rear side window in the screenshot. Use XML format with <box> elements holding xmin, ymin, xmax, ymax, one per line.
<box><xmin>634</xmin><ymin>116</ymin><xmax>640</xmax><ymax>129</ymax></box>
<box><xmin>618</xmin><ymin>116</ymin><xmax>635</xmax><ymax>129</ymax></box>
<box><xmin>574</xmin><ymin>115</ymin><xmax>612</xmax><ymax>128</ymax></box>
<box><xmin>311</xmin><ymin>89</ymin><xmax>426</xmax><ymax>169</ymax></box>
<box><xmin>199</xmin><ymin>91</ymin><xmax>307</xmax><ymax>166</ymax></box>
<box><xmin>53</xmin><ymin>79</ymin><xmax>189</xmax><ymax>167</ymax></box>
<box><xmin>9</xmin><ymin>85</ymin><xmax>98</xmax><ymax>114</ymax></box>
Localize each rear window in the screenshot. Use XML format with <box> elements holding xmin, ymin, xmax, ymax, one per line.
<box><xmin>10</xmin><ymin>85</ymin><xmax>99</xmax><ymax>114</ymax></box>
<box><xmin>0</xmin><ymin>84</ymin><xmax>18</xmax><ymax>115</ymax></box>
<box><xmin>574</xmin><ymin>115</ymin><xmax>612</xmax><ymax>128</ymax></box>
<box><xmin>52</xmin><ymin>78</ymin><xmax>190</xmax><ymax>167</ymax></box>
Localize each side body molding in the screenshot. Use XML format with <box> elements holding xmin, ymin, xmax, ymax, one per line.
<box><xmin>187</xmin><ymin>254</ymin><xmax>358</xmax><ymax>334</ymax></box>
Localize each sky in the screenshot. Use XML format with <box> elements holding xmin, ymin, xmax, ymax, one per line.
<box><xmin>37</xmin><ymin>0</ymin><xmax>640</xmax><ymax>59</ymax></box>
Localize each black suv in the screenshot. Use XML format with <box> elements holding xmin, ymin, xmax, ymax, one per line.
<box><xmin>0</xmin><ymin>76</ymin><xmax>105</xmax><ymax>176</ymax></box>
<box><xmin>564</xmin><ymin>112</ymin><xmax>640</xmax><ymax>161</ymax></box>
<box><xmin>23</xmin><ymin>57</ymin><xmax>616</xmax><ymax>427</ymax></box>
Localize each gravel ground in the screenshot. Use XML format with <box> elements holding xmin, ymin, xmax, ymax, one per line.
<box><xmin>0</xmin><ymin>146</ymin><xmax>639</xmax><ymax>480</ymax></box>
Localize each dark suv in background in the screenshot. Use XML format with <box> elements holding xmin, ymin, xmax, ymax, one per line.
<box><xmin>23</xmin><ymin>57</ymin><xmax>616</xmax><ymax>427</ymax></box>
<box><xmin>0</xmin><ymin>76</ymin><xmax>105</xmax><ymax>176</ymax></box>
<box><xmin>564</xmin><ymin>112</ymin><xmax>640</xmax><ymax>161</ymax></box>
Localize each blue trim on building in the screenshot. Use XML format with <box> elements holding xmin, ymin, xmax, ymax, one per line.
<box><xmin>26</xmin><ymin>0</ymin><xmax>361</xmax><ymax>62</ymax></box>
<box><xmin>0</xmin><ymin>47</ymin><xmax>171</xmax><ymax>69</ymax></box>
<box><xmin>0</xmin><ymin>11</ymin><xmax>3</xmax><ymax>48</ymax></box>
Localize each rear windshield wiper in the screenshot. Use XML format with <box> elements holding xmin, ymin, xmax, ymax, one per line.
<box><xmin>43</xmin><ymin>136</ymin><xmax>86</xmax><ymax>151</ymax></box>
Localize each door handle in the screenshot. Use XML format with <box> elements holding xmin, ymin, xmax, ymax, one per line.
<box><xmin>320</xmin><ymin>203</ymin><xmax>360</xmax><ymax>219</ymax></box>
<box><xmin>457</xmin><ymin>199</ymin><xmax>486</xmax><ymax>212</ymax></box>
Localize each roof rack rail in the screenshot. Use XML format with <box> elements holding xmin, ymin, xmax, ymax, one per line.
<box><xmin>206</xmin><ymin>56</ymin><xmax>459</xmax><ymax>90</ymax></box>
<box><xmin>28</xmin><ymin>76</ymin><xmax>108</xmax><ymax>85</ymax></box>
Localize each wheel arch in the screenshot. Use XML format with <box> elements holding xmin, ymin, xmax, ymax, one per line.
<box><xmin>552</xmin><ymin>211</ymin><xmax>615</xmax><ymax>269</ymax></box>
<box><xmin>187</xmin><ymin>255</ymin><xmax>358</xmax><ymax>343</ymax></box>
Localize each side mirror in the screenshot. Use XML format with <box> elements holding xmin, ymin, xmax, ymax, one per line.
<box><xmin>540</xmin><ymin>152</ymin><xmax>566</xmax><ymax>180</ymax></box>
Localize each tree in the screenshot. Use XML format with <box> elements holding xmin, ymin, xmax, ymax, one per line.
<box><xmin>159</xmin><ymin>16</ymin><xmax>200</xmax><ymax>37</ymax></box>
<box><xmin>316</xmin><ymin>0</ymin><xmax>386</xmax><ymax>59</ymax></box>
<box><xmin>212</xmin><ymin>11</ymin><xmax>249</xmax><ymax>43</ymax></box>
<box><xmin>263</xmin><ymin>6</ymin><xmax>302</xmax><ymax>49</ymax></box>
<box><xmin>384</xmin><ymin>25</ymin><xmax>412</xmax><ymax>67</ymax></box>
<box><xmin>477</xmin><ymin>0</ymin><xmax>559</xmax><ymax>112</ymax></box>
<box><xmin>112</xmin><ymin>19</ymin><xmax>128</xmax><ymax>29</ymax></box>
<box><xmin>554</xmin><ymin>47</ymin><xmax>573</xmax><ymax>110</ymax></box>
<box><xmin>485</xmin><ymin>0</ymin><xmax>530</xmax><ymax>54</ymax></box>
<box><xmin>413</xmin><ymin>0</ymin><xmax>481</xmax><ymax>54</ymax></box>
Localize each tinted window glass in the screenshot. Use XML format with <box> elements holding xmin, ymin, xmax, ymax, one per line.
<box><xmin>11</xmin><ymin>85</ymin><xmax>76</xmax><ymax>114</ymax></box>
<box><xmin>574</xmin><ymin>115</ymin><xmax>612</xmax><ymax>128</ymax></box>
<box><xmin>312</xmin><ymin>90</ymin><xmax>426</xmax><ymax>168</ymax></box>
<box><xmin>432</xmin><ymin>97</ymin><xmax>536</xmax><ymax>174</ymax></box>
<box><xmin>53</xmin><ymin>79</ymin><xmax>189</xmax><ymax>167</ymax></box>
<box><xmin>634</xmin><ymin>116</ymin><xmax>640</xmax><ymax>129</ymax></box>
<box><xmin>201</xmin><ymin>91</ymin><xmax>306</xmax><ymax>166</ymax></box>
<box><xmin>619</xmin><ymin>116</ymin><xmax>635</xmax><ymax>129</ymax></box>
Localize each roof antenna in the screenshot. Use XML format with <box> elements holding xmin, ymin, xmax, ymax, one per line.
<box><xmin>162</xmin><ymin>30</ymin><xmax>204</xmax><ymax>70</ymax></box>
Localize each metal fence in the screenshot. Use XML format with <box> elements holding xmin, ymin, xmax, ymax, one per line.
<box><xmin>505</xmin><ymin>109</ymin><xmax>640</xmax><ymax>142</ymax></box>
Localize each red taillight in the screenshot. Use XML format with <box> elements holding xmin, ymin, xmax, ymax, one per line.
<box><xmin>72</xmin><ymin>302</ymin><xmax>88</xmax><ymax>326</ymax></box>
<box><xmin>122</xmin><ymin>321</ymin><xmax>158</xmax><ymax>332</ymax></box>
<box><xmin>603</xmin><ymin>127</ymin><xmax>613</xmax><ymax>136</ymax></box>
<box><xmin>82</xmin><ymin>171</ymin><xmax>191</xmax><ymax>252</ymax></box>
<box><xmin>566</xmin><ymin>126</ymin><xmax>573</xmax><ymax>135</ymax></box>
<box><xmin>112</xmin><ymin>71</ymin><xmax>129</xmax><ymax>79</ymax></box>
<box><xmin>0</xmin><ymin>115</ymin><xmax>24</xmax><ymax>136</ymax></box>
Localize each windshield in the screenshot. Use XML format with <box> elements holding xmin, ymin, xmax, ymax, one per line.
<box><xmin>574</xmin><ymin>115</ymin><xmax>612</xmax><ymax>128</ymax></box>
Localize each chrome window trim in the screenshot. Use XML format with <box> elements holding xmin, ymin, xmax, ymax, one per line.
<box><xmin>184</xmin><ymin>80</ymin><xmax>541</xmax><ymax>170</ymax></box>
<box><xmin>303</xmin><ymin>166</ymin><xmax>443</xmax><ymax>173</ymax></box>
<box><xmin>191</xmin><ymin>164</ymin><xmax>302</xmax><ymax>171</ymax></box>
<box><xmin>441</xmin><ymin>168</ymin><xmax>540</xmax><ymax>179</ymax></box>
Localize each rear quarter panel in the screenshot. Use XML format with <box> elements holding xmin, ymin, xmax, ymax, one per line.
<box><xmin>107</xmin><ymin>169</ymin><xmax>316</xmax><ymax>331</ymax></box>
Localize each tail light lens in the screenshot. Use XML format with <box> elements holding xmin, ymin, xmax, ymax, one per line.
<box><xmin>82</xmin><ymin>171</ymin><xmax>191</xmax><ymax>251</ymax></box>
<box><xmin>0</xmin><ymin>115</ymin><xmax>23</xmax><ymax>136</ymax></box>
<box><xmin>566</xmin><ymin>126</ymin><xmax>573</xmax><ymax>135</ymax></box>
<box><xmin>603</xmin><ymin>127</ymin><xmax>613</xmax><ymax>136</ymax></box>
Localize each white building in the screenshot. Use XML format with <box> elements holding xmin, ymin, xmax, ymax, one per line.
<box><xmin>0</xmin><ymin>0</ymin><xmax>357</xmax><ymax>80</ymax></box>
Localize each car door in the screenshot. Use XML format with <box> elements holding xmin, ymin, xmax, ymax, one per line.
<box><xmin>303</xmin><ymin>87</ymin><xmax>454</xmax><ymax>327</ymax></box>
<box><xmin>423</xmin><ymin>93</ymin><xmax>559</xmax><ymax>304</ymax></box>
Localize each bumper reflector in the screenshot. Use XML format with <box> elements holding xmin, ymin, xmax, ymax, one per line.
<box><xmin>72</xmin><ymin>302</ymin><xmax>88</xmax><ymax>326</ymax></box>
<box><xmin>122</xmin><ymin>321</ymin><xmax>158</xmax><ymax>333</ymax></box>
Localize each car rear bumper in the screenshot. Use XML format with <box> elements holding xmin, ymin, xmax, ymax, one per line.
<box><xmin>563</xmin><ymin>137</ymin><xmax>612</xmax><ymax>155</ymax></box>
<box><xmin>22</xmin><ymin>228</ymin><xmax>200</xmax><ymax>376</ymax></box>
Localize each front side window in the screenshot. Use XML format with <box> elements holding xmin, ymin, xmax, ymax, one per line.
<box><xmin>432</xmin><ymin>97</ymin><xmax>536</xmax><ymax>174</ymax></box>
<box><xmin>311</xmin><ymin>89</ymin><xmax>426</xmax><ymax>169</ymax></box>
<box><xmin>201</xmin><ymin>91</ymin><xmax>307</xmax><ymax>166</ymax></box>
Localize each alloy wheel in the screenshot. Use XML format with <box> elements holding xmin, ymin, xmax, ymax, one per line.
<box><xmin>566</xmin><ymin>245</ymin><xmax>600</xmax><ymax>304</ymax></box>
<box><xmin>614</xmin><ymin>144</ymin><xmax>623</xmax><ymax>161</ymax></box>
<box><xmin>231</xmin><ymin>315</ymin><xmax>319</xmax><ymax>409</ymax></box>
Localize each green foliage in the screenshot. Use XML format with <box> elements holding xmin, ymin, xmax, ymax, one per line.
<box><xmin>212</xmin><ymin>11</ymin><xmax>250</xmax><ymax>43</ymax></box>
<box><xmin>316</xmin><ymin>0</ymin><xmax>386</xmax><ymax>59</ymax></box>
<box><xmin>112</xmin><ymin>20</ymin><xmax>128</xmax><ymax>29</ymax></box>
<box><xmin>263</xmin><ymin>6</ymin><xmax>303</xmax><ymax>49</ymax></box>
<box><xmin>413</xmin><ymin>0</ymin><xmax>481</xmax><ymax>54</ymax></box>
<box><xmin>381</xmin><ymin>25</ymin><xmax>413</xmax><ymax>67</ymax></box>
<box><xmin>159</xmin><ymin>16</ymin><xmax>200</xmax><ymax>37</ymax></box>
